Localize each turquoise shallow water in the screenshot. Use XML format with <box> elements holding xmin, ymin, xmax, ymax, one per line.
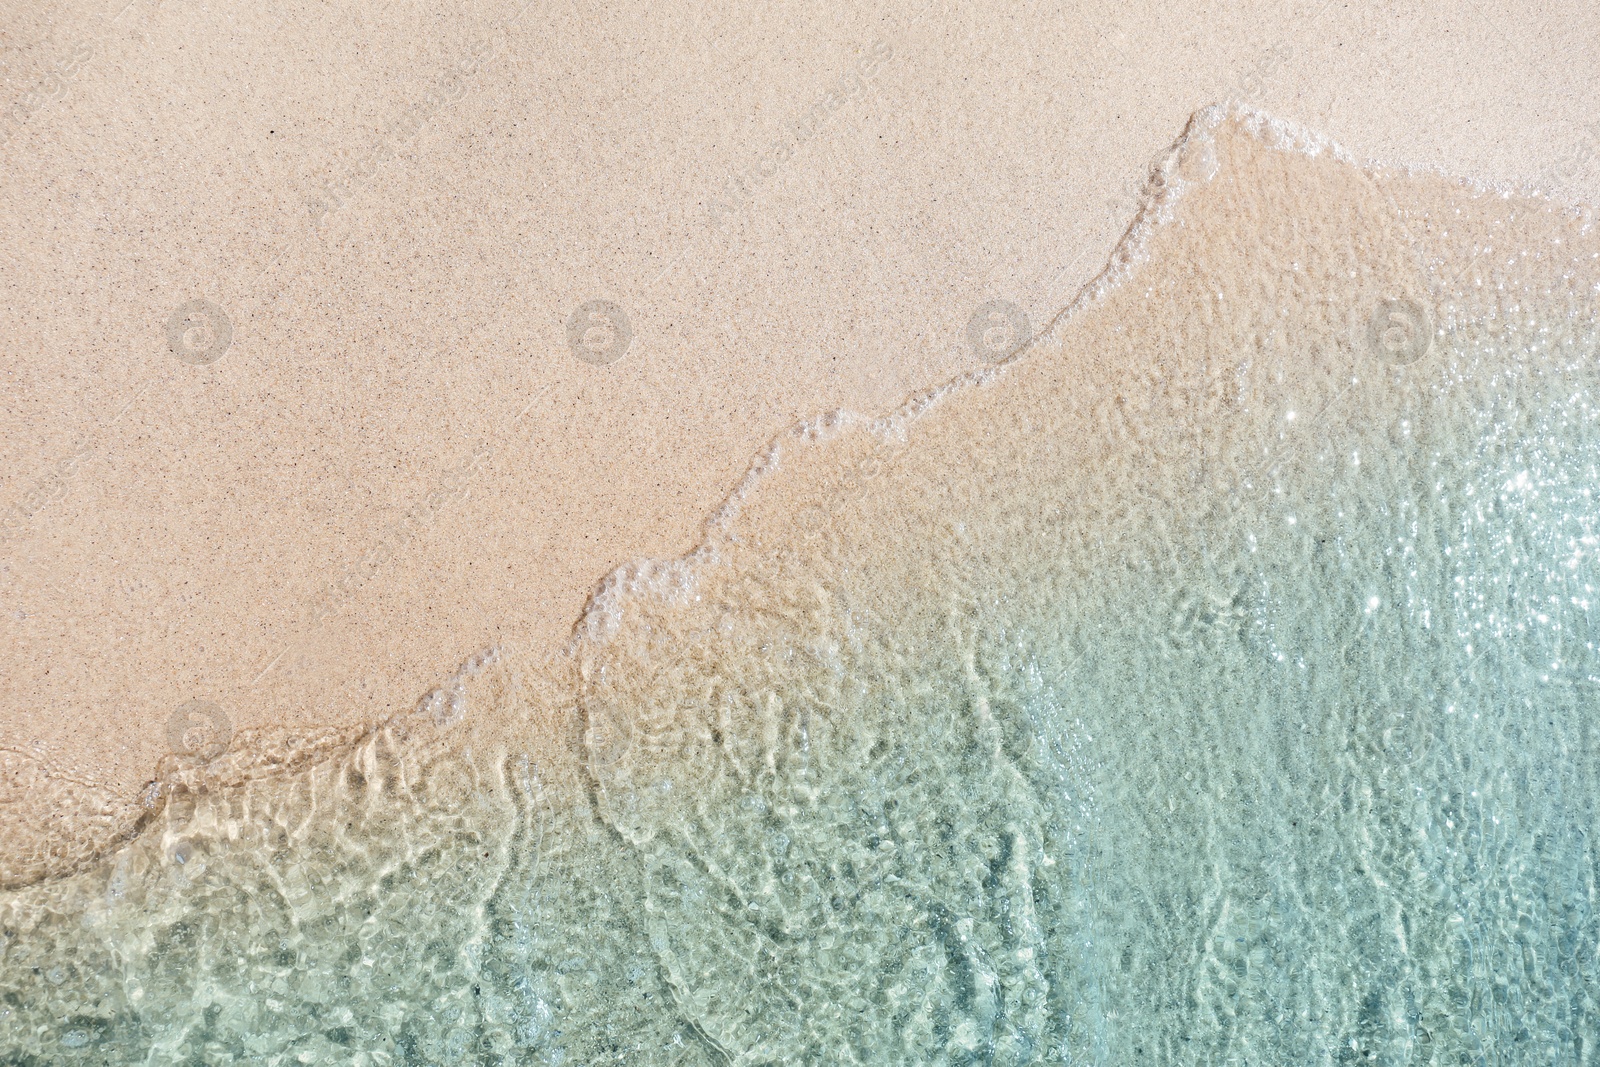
<box><xmin>5</xmin><ymin>110</ymin><xmax>1600</xmax><ymax>1064</ymax></box>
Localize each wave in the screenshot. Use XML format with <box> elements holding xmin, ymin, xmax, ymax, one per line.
<box><xmin>5</xmin><ymin>104</ymin><xmax>1600</xmax><ymax>1063</ymax></box>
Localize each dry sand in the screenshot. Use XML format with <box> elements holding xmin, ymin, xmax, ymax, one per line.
<box><xmin>1</xmin><ymin>0</ymin><xmax>1598</xmax><ymax>876</ymax></box>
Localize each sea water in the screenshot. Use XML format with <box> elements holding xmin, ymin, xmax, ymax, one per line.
<box><xmin>4</xmin><ymin>106</ymin><xmax>1600</xmax><ymax>1065</ymax></box>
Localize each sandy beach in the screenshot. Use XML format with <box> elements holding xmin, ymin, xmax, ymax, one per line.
<box><xmin>3</xmin><ymin>0</ymin><xmax>1599</xmax><ymax>882</ymax></box>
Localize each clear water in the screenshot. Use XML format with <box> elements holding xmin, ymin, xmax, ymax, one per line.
<box><xmin>5</xmin><ymin>108</ymin><xmax>1600</xmax><ymax>1065</ymax></box>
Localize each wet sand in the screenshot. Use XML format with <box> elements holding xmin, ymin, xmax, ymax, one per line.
<box><xmin>5</xmin><ymin>107</ymin><xmax>1600</xmax><ymax>1062</ymax></box>
<box><xmin>2</xmin><ymin>0</ymin><xmax>1599</xmax><ymax>884</ymax></box>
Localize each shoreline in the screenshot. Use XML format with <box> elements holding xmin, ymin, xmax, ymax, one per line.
<box><xmin>6</xmin><ymin>102</ymin><xmax>1593</xmax><ymax>889</ymax></box>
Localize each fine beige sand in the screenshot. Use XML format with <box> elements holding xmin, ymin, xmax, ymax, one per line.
<box><xmin>2</xmin><ymin>0</ymin><xmax>1599</xmax><ymax>880</ymax></box>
